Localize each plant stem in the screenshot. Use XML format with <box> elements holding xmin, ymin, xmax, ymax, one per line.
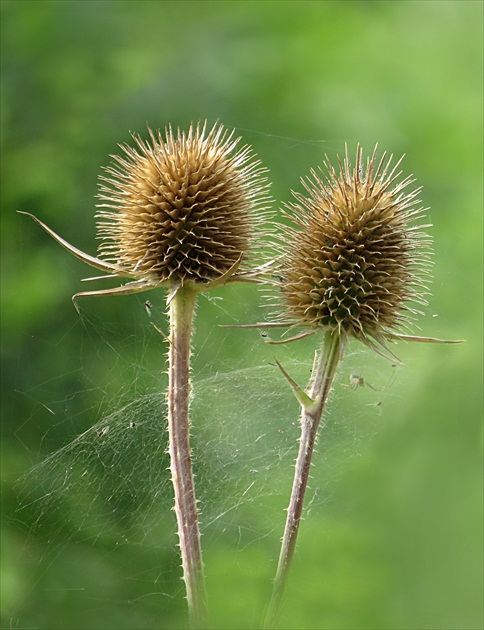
<box><xmin>167</xmin><ymin>284</ymin><xmax>207</xmax><ymax>629</ymax></box>
<box><xmin>264</xmin><ymin>329</ymin><xmax>344</xmax><ymax>628</ymax></box>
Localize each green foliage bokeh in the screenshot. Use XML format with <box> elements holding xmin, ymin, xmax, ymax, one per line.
<box><xmin>1</xmin><ymin>1</ymin><xmax>482</xmax><ymax>629</ymax></box>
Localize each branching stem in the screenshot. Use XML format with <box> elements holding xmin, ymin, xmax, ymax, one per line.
<box><xmin>264</xmin><ymin>329</ymin><xmax>344</xmax><ymax>628</ymax></box>
<box><xmin>167</xmin><ymin>285</ymin><xmax>207</xmax><ymax>629</ymax></box>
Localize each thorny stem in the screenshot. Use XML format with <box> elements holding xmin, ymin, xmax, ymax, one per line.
<box><xmin>167</xmin><ymin>285</ymin><xmax>207</xmax><ymax>629</ymax></box>
<box><xmin>264</xmin><ymin>329</ymin><xmax>344</xmax><ymax>628</ymax></box>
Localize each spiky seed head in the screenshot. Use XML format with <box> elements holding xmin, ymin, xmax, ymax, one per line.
<box><xmin>95</xmin><ymin>121</ymin><xmax>270</xmax><ymax>287</ymax></box>
<box><xmin>275</xmin><ymin>145</ymin><xmax>432</xmax><ymax>350</ymax></box>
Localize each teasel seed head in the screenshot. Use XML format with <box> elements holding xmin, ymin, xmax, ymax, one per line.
<box><xmin>275</xmin><ymin>145</ymin><xmax>433</xmax><ymax>357</ymax></box>
<box><xmin>96</xmin><ymin>121</ymin><xmax>271</xmax><ymax>289</ymax></box>
<box><xmin>19</xmin><ymin>121</ymin><xmax>272</xmax><ymax>304</ymax></box>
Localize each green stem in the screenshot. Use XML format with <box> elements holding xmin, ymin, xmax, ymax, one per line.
<box><xmin>264</xmin><ymin>330</ymin><xmax>344</xmax><ymax>628</ymax></box>
<box><xmin>167</xmin><ymin>285</ymin><xmax>207</xmax><ymax>629</ymax></box>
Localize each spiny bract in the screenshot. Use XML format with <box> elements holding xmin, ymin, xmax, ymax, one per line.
<box><xmin>275</xmin><ymin>145</ymin><xmax>432</xmax><ymax>354</ymax></box>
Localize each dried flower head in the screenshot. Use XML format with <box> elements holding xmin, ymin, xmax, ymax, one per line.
<box><xmin>97</xmin><ymin>122</ymin><xmax>269</xmax><ymax>286</ymax></box>
<box><xmin>274</xmin><ymin>145</ymin><xmax>433</xmax><ymax>358</ymax></box>
<box><xmin>21</xmin><ymin>121</ymin><xmax>271</xmax><ymax>302</ymax></box>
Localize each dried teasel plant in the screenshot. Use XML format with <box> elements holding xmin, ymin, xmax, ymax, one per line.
<box><xmin>20</xmin><ymin>121</ymin><xmax>272</xmax><ymax>628</ymax></box>
<box><xmin>257</xmin><ymin>145</ymin><xmax>462</xmax><ymax>627</ymax></box>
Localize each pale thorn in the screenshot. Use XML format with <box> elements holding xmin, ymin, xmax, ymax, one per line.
<box><xmin>203</xmin><ymin>254</ymin><xmax>244</xmax><ymax>290</ymax></box>
<box><xmin>166</xmin><ymin>282</ymin><xmax>182</xmax><ymax>306</ymax></box>
<box><xmin>81</xmin><ymin>274</ymin><xmax>122</xmax><ymax>282</ymax></box>
<box><xmin>224</xmin><ymin>257</ymin><xmax>280</xmax><ymax>286</ymax></box>
<box><xmin>236</xmin><ymin>257</ymin><xmax>279</xmax><ymax>280</ymax></box>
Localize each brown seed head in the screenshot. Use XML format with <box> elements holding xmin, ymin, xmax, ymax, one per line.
<box><xmin>275</xmin><ymin>145</ymin><xmax>432</xmax><ymax>351</ymax></box>
<box><xmin>96</xmin><ymin>121</ymin><xmax>270</xmax><ymax>287</ymax></box>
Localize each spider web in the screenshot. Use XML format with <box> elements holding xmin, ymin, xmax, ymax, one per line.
<box><xmin>9</xmin><ymin>280</ymin><xmax>398</xmax><ymax>629</ymax></box>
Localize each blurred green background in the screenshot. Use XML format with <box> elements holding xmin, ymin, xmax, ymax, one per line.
<box><xmin>1</xmin><ymin>1</ymin><xmax>482</xmax><ymax>629</ymax></box>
